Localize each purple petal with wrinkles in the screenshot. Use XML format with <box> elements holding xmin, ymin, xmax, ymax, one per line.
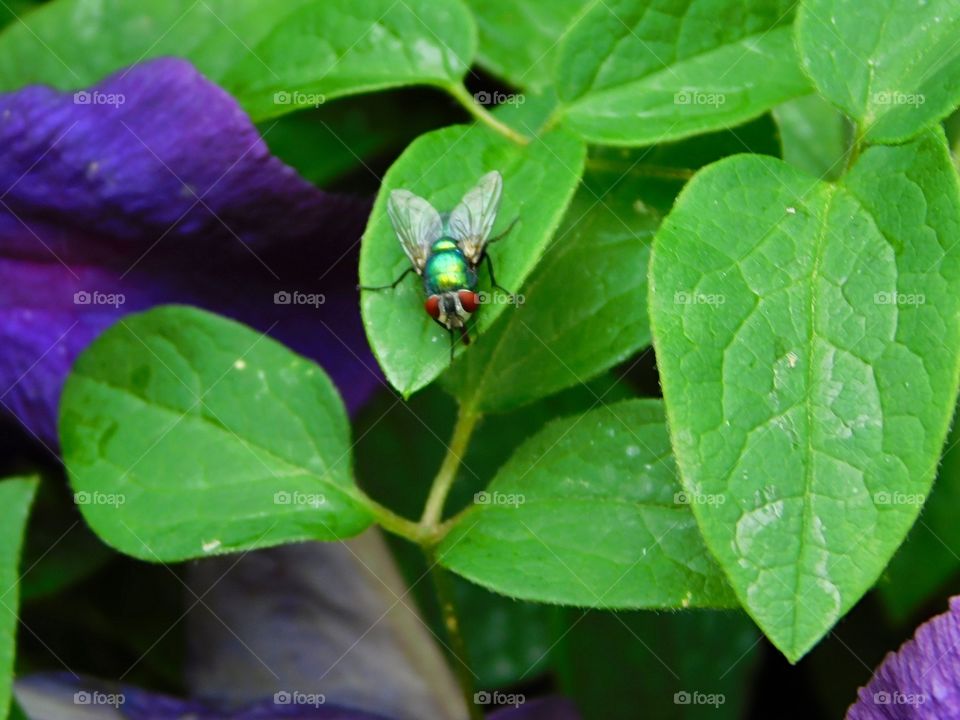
<box><xmin>847</xmin><ymin>595</ymin><xmax>960</xmax><ymax>719</ymax></box>
<box><xmin>0</xmin><ymin>57</ymin><xmax>377</xmax><ymax>449</ymax></box>
<box><xmin>14</xmin><ymin>673</ymin><xmax>392</xmax><ymax>719</ymax></box>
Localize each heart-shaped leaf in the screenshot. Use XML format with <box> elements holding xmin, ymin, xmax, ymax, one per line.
<box><xmin>797</xmin><ymin>0</ymin><xmax>960</xmax><ymax>143</ymax></box>
<box><xmin>649</xmin><ymin>129</ymin><xmax>960</xmax><ymax>660</ymax></box>
<box><xmin>359</xmin><ymin>124</ymin><xmax>585</xmax><ymax>396</ymax></box>
<box><xmin>59</xmin><ymin>305</ymin><xmax>373</xmax><ymax>562</ymax></box>
<box><xmin>438</xmin><ymin>400</ymin><xmax>737</xmax><ymax>609</ymax></box>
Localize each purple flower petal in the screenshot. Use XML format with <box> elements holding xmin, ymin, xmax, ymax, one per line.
<box><xmin>0</xmin><ymin>57</ymin><xmax>378</xmax><ymax>449</ymax></box>
<box><xmin>848</xmin><ymin>595</ymin><xmax>960</xmax><ymax>719</ymax></box>
<box><xmin>488</xmin><ymin>697</ymin><xmax>581</xmax><ymax>720</ymax></box>
<box><xmin>14</xmin><ymin>673</ymin><xmax>393</xmax><ymax>719</ymax></box>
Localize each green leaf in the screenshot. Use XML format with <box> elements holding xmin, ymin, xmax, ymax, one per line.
<box><xmin>649</xmin><ymin>129</ymin><xmax>960</xmax><ymax>660</ymax></box>
<box><xmin>558</xmin><ymin>609</ymin><xmax>760</xmax><ymax>720</ymax></box>
<box><xmin>774</xmin><ymin>94</ymin><xmax>852</xmax><ymax>181</ymax></box>
<box><xmin>0</xmin><ymin>0</ymin><xmax>310</xmax><ymax>91</ymax></box>
<box><xmin>464</xmin><ymin>0</ymin><xmax>589</xmax><ymax>90</ymax></box>
<box><xmin>0</xmin><ymin>1</ymin><xmax>36</xmax><ymax>33</ymax></box>
<box><xmin>359</xmin><ymin>124</ymin><xmax>585</xmax><ymax>397</ymax></box>
<box><xmin>0</xmin><ymin>0</ymin><xmax>474</xmax><ymax>122</ymax></box>
<box><xmin>438</xmin><ymin>400</ymin><xmax>736</xmax><ymax>609</ymax></box>
<box><xmin>553</xmin><ymin>0</ymin><xmax>810</xmax><ymax>146</ymax></box>
<box><xmin>0</xmin><ymin>476</ymin><xmax>38</xmax><ymax>720</ymax></box>
<box><xmin>797</xmin><ymin>0</ymin><xmax>960</xmax><ymax>143</ymax></box>
<box><xmin>225</xmin><ymin>0</ymin><xmax>476</xmax><ymax>120</ymax></box>
<box><xmin>58</xmin><ymin>305</ymin><xmax>373</xmax><ymax>562</ymax></box>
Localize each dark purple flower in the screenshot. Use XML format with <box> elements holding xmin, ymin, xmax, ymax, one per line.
<box><xmin>848</xmin><ymin>596</ymin><xmax>960</xmax><ymax>719</ymax></box>
<box><xmin>0</xmin><ymin>57</ymin><xmax>378</xmax><ymax>449</ymax></box>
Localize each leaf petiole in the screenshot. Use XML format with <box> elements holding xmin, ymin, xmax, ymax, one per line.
<box><xmin>446</xmin><ymin>82</ymin><xmax>531</xmax><ymax>145</ymax></box>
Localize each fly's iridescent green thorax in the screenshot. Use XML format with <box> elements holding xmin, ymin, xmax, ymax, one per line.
<box><xmin>423</xmin><ymin>237</ymin><xmax>477</xmax><ymax>295</ymax></box>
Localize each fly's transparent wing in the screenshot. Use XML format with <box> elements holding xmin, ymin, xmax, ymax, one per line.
<box><xmin>448</xmin><ymin>171</ymin><xmax>502</xmax><ymax>264</ymax></box>
<box><xmin>387</xmin><ymin>189</ymin><xmax>443</xmax><ymax>273</ymax></box>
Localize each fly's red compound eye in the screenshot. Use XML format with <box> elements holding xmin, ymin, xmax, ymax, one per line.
<box><xmin>425</xmin><ymin>295</ymin><xmax>441</xmax><ymax>319</ymax></box>
<box><xmin>458</xmin><ymin>290</ymin><xmax>479</xmax><ymax>313</ymax></box>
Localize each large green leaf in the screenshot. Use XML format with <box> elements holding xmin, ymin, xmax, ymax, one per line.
<box><xmin>558</xmin><ymin>609</ymin><xmax>760</xmax><ymax>720</ymax></box>
<box><xmin>438</xmin><ymin>400</ymin><xmax>736</xmax><ymax>609</ymax></box>
<box><xmin>59</xmin><ymin>306</ymin><xmax>372</xmax><ymax>562</ymax></box>
<box><xmin>225</xmin><ymin>0</ymin><xmax>475</xmax><ymax>120</ymax></box>
<box><xmin>0</xmin><ymin>477</ymin><xmax>38</xmax><ymax>720</ymax></box>
<box><xmin>797</xmin><ymin>0</ymin><xmax>960</xmax><ymax>143</ymax></box>
<box><xmin>553</xmin><ymin>0</ymin><xmax>810</xmax><ymax>145</ymax></box>
<box><xmin>359</xmin><ymin>124</ymin><xmax>585</xmax><ymax>397</ymax></box>
<box><xmin>649</xmin><ymin>129</ymin><xmax>960</xmax><ymax>660</ymax></box>
<box><xmin>465</xmin><ymin>0</ymin><xmax>589</xmax><ymax>90</ymax></box>
<box><xmin>0</xmin><ymin>0</ymin><xmax>474</xmax><ymax>123</ymax></box>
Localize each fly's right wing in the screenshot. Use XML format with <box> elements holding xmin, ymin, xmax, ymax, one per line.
<box><xmin>386</xmin><ymin>189</ymin><xmax>443</xmax><ymax>273</ymax></box>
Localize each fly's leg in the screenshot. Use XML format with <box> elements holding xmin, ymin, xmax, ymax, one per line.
<box><xmin>357</xmin><ymin>266</ymin><xmax>415</xmax><ymax>291</ymax></box>
<box><xmin>481</xmin><ymin>252</ymin><xmax>511</xmax><ymax>296</ymax></box>
<box><xmin>487</xmin><ymin>216</ymin><xmax>519</xmax><ymax>245</ymax></box>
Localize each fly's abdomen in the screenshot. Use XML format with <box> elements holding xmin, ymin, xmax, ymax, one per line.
<box><xmin>424</xmin><ymin>240</ymin><xmax>476</xmax><ymax>294</ymax></box>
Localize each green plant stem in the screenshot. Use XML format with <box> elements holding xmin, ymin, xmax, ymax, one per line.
<box><xmin>428</xmin><ymin>550</ymin><xmax>483</xmax><ymax>720</ymax></box>
<box><xmin>447</xmin><ymin>82</ymin><xmax>531</xmax><ymax>145</ymax></box>
<box><xmin>843</xmin><ymin>126</ymin><xmax>865</xmax><ymax>175</ymax></box>
<box><xmin>367</xmin><ymin>406</ymin><xmax>481</xmax><ymax>715</ymax></box>
<box><xmin>420</xmin><ymin>406</ymin><xmax>480</xmax><ymax>529</ymax></box>
<box><xmin>364</xmin><ymin>497</ymin><xmax>434</xmax><ymax>544</ymax></box>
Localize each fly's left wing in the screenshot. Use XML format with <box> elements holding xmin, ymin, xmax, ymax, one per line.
<box><xmin>387</xmin><ymin>189</ymin><xmax>443</xmax><ymax>274</ymax></box>
<box><xmin>448</xmin><ymin>171</ymin><xmax>502</xmax><ymax>264</ymax></box>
